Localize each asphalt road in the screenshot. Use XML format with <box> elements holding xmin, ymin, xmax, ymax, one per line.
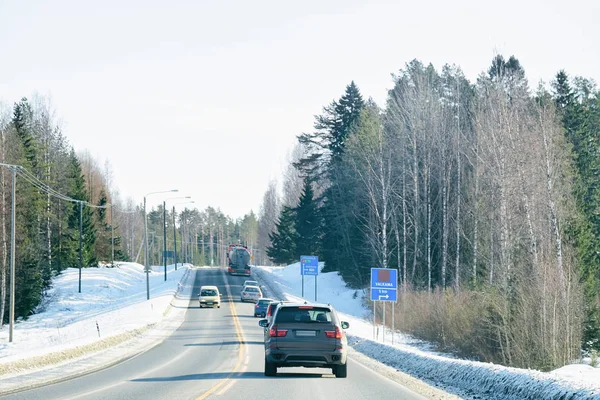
<box><xmin>1</xmin><ymin>267</ymin><xmax>426</xmax><ymax>400</ymax></box>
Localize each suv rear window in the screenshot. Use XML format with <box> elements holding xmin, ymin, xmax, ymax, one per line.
<box><xmin>258</xmin><ymin>299</ymin><xmax>271</xmax><ymax>305</ymax></box>
<box><xmin>275</xmin><ymin>307</ymin><xmax>333</xmax><ymax>323</ymax></box>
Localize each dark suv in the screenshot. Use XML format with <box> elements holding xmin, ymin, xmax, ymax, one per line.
<box><xmin>258</xmin><ymin>302</ymin><xmax>350</xmax><ymax>378</ymax></box>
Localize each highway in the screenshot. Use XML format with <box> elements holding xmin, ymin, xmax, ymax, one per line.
<box><xmin>1</xmin><ymin>267</ymin><xmax>427</xmax><ymax>400</ymax></box>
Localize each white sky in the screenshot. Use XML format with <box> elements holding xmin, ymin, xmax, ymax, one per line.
<box><xmin>1</xmin><ymin>0</ymin><xmax>598</xmax><ymax>218</ymax></box>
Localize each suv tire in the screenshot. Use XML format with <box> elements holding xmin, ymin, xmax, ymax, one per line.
<box><xmin>264</xmin><ymin>358</ymin><xmax>277</xmax><ymax>377</ymax></box>
<box><xmin>334</xmin><ymin>363</ymin><xmax>347</xmax><ymax>378</ymax></box>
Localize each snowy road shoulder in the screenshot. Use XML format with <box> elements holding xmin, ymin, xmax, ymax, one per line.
<box><xmin>0</xmin><ymin>262</ymin><xmax>194</xmax><ymax>395</ymax></box>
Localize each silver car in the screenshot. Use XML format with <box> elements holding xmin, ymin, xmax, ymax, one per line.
<box><xmin>241</xmin><ymin>285</ymin><xmax>262</xmax><ymax>302</ymax></box>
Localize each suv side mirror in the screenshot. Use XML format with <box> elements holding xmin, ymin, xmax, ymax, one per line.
<box><xmin>258</xmin><ymin>319</ymin><xmax>268</xmax><ymax>328</ymax></box>
<box><xmin>219</xmin><ymin>293</ymin><xmax>223</xmax><ymax>297</ymax></box>
<box><xmin>341</xmin><ymin>321</ymin><xmax>350</xmax><ymax>329</ymax></box>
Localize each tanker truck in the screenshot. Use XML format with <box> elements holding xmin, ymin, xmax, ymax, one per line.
<box><xmin>227</xmin><ymin>244</ymin><xmax>252</xmax><ymax>276</ymax></box>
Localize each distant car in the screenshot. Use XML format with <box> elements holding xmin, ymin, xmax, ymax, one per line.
<box><xmin>242</xmin><ymin>280</ymin><xmax>259</xmax><ymax>291</ymax></box>
<box><xmin>258</xmin><ymin>302</ymin><xmax>350</xmax><ymax>378</ymax></box>
<box><xmin>241</xmin><ymin>285</ymin><xmax>262</xmax><ymax>302</ymax></box>
<box><xmin>254</xmin><ymin>298</ymin><xmax>275</xmax><ymax>317</ymax></box>
<box><xmin>199</xmin><ymin>285</ymin><xmax>221</xmax><ymax>308</ymax></box>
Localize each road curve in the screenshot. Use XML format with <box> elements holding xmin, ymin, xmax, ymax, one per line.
<box><xmin>0</xmin><ymin>267</ymin><xmax>427</xmax><ymax>400</ymax></box>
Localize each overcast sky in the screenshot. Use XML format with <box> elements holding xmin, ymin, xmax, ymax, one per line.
<box><xmin>1</xmin><ymin>0</ymin><xmax>598</xmax><ymax>218</ymax></box>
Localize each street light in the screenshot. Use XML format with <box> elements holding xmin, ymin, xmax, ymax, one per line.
<box><xmin>163</xmin><ymin>196</ymin><xmax>191</xmax><ymax>281</ymax></box>
<box><xmin>144</xmin><ymin>189</ymin><xmax>178</xmax><ymax>300</ymax></box>
<box><xmin>171</xmin><ymin>201</ymin><xmax>195</xmax><ymax>270</ymax></box>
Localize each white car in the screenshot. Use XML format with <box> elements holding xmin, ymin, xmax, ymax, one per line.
<box><xmin>240</xmin><ymin>285</ymin><xmax>262</xmax><ymax>302</ymax></box>
<box><xmin>242</xmin><ymin>280</ymin><xmax>259</xmax><ymax>290</ymax></box>
<box><xmin>199</xmin><ymin>285</ymin><xmax>221</xmax><ymax>308</ymax></box>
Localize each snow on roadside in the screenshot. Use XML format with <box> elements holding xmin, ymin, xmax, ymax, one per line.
<box><xmin>0</xmin><ymin>262</ymin><xmax>189</xmax><ymax>364</ymax></box>
<box><xmin>254</xmin><ymin>263</ymin><xmax>443</xmax><ymax>353</ymax></box>
<box><xmin>254</xmin><ymin>263</ymin><xmax>600</xmax><ymax>400</ymax></box>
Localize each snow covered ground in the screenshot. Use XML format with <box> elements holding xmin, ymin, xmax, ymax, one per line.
<box><xmin>254</xmin><ymin>263</ymin><xmax>600</xmax><ymax>400</ymax></box>
<box><xmin>0</xmin><ymin>262</ymin><xmax>190</xmax><ymax>366</ymax></box>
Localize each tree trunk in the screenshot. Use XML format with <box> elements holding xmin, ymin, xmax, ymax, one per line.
<box><xmin>425</xmin><ymin>148</ymin><xmax>432</xmax><ymax>291</ymax></box>
<box><xmin>489</xmin><ymin>202</ymin><xmax>494</xmax><ymax>285</ymax></box>
<box><xmin>505</xmin><ymin>112</ymin><xmax>539</xmax><ymax>269</ymax></box>
<box><xmin>0</xmin><ymin>133</ymin><xmax>7</xmax><ymax>326</ymax></box>
<box><xmin>380</xmin><ymin>135</ymin><xmax>389</xmax><ymax>269</ymax></box>
<box><xmin>441</xmin><ymin>168</ymin><xmax>449</xmax><ymax>289</ymax></box>
<box><xmin>46</xmin><ymin>141</ymin><xmax>52</xmax><ymax>284</ymax></box>
<box><xmin>392</xmin><ymin>207</ymin><xmax>402</xmax><ymax>288</ymax></box>
<box><xmin>411</xmin><ymin>131</ymin><xmax>418</xmax><ymax>282</ymax></box>
<box><xmin>472</xmin><ymin>143</ymin><xmax>479</xmax><ymax>286</ymax></box>
<box><xmin>540</xmin><ymin>112</ymin><xmax>566</xmax><ymax>294</ymax></box>
<box><xmin>402</xmin><ymin>156</ymin><xmax>408</xmax><ymax>290</ymax></box>
<box><xmin>454</xmin><ymin>92</ymin><xmax>462</xmax><ymax>292</ymax></box>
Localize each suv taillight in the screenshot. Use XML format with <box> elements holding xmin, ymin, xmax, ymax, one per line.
<box><xmin>255</xmin><ymin>304</ymin><xmax>260</xmax><ymax>308</ymax></box>
<box><xmin>269</xmin><ymin>326</ymin><xmax>288</xmax><ymax>337</ymax></box>
<box><xmin>325</xmin><ymin>326</ymin><xmax>343</xmax><ymax>339</ymax></box>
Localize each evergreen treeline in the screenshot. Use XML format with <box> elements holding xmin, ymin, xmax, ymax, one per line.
<box><xmin>0</xmin><ymin>97</ymin><xmax>259</xmax><ymax>323</ymax></box>
<box><xmin>0</xmin><ymin>97</ymin><xmax>125</xmax><ymax>322</ymax></box>
<box><xmin>264</xmin><ymin>56</ymin><xmax>600</xmax><ymax>369</ymax></box>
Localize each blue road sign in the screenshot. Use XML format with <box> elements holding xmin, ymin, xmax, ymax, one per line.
<box><xmin>371</xmin><ymin>288</ymin><xmax>397</xmax><ymax>302</ymax></box>
<box><xmin>300</xmin><ymin>255</ymin><xmax>319</xmax><ymax>276</ymax></box>
<box><xmin>370</xmin><ymin>268</ymin><xmax>397</xmax><ymax>302</ymax></box>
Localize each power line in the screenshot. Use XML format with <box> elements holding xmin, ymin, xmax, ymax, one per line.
<box><xmin>15</xmin><ymin>165</ymin><xmax>110</xmax><ymax>208</ymax></box>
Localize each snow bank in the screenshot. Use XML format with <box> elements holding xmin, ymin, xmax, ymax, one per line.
<box><xmin>254</xmin><ymin>264</ymin><xmax>600</xmax><ymax>400</ymax></box>
<box><xmin>0</xmin><ymin>262</ymin><xmax>190</xmax><ymax>365</ymax></box>
<box><xmin>350</xmin><ymin>337</ymin><xmax>600</xmax><ymax>399</ymax></box>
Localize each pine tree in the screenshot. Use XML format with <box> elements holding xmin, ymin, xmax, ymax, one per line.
<box><xmin>95</xmin><ymin>189</ymin><xmax>112</xmax><ymax>263</ymax></box>
<box><xmin>12</xmin><ymin>99</ymin><xmax>44</xmax><ymax>318</ymax></box>
<box><xmin>295</xmin><ymin>82</ymin><xmax>365</xmax><ymax>278</ymax></box>
<box><xmin>294</xmin><ymin>177</ymin><xmax>320</xmax><ymax>258</ymax></box>
<box><xmin>296</xmin><ymin>81</ymin><xmax>365</xmax><ymax>175</ymax></box>
<box><xmin>64</xmin><ymin>150</ymin><xmax>97</xmax><ymax>268</ymax></box>
<box><xmin>552</xmin><ymin>71</ymin><xmax>600</xmax><ymax>351</ymax></box>
<box><xmin>267</xmin><ymin>206</ymin><xmax>297</xmax><ymax>264</ymax></box>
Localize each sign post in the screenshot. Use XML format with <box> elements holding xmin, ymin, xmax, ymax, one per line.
<box><xmin>370</xmin><ymin>268</ymin><xmax>398</xmax><ymax>342</ymax></box>
<box><xmin>300</xmin><ymin>256</ymin><xmax>319</xmax><ymax>301</ymax></box>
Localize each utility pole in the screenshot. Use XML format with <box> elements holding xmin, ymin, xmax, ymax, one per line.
<box><xmin>143</xmin><ymin>190</ymin><xmax>177</xmax><ymax>299</ymax></box>
<box><xmin>9</xmin><ymin>167</ymin><xmax>16</xmax><ymax>343</ymax></box>
<box><xmin>144</xmin><ymin>196</ymin><xmax>149</xmax><ymax>300</ymax></box>
<box><xmin>79</xmin><ymin>201</ymin><xmax>83</xmax><ymax>293</ymax></box>
<box><xmin>173</xmin><ymin>206</ymin><xmax>177</xmax><ymax>271</ymax></box>
<box><xmin>163</xmin><ymin>201</ymin><xmax>167</xmax><ymax>281</ymax></box>
<box><xmin>181</xmin><ymin>222</ymin><xmax>186</xmax><ymax>264</ymax></box>
<box><xmin>111</xmin><ymin>205</ymin><xmax>114</xmax><ymax>266</ymax></box>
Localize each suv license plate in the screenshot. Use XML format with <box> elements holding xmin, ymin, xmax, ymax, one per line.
<box><xmin>296</xmin><ymin>330</ymin><xmax>316</xmax><ymax>337</ymax></box>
